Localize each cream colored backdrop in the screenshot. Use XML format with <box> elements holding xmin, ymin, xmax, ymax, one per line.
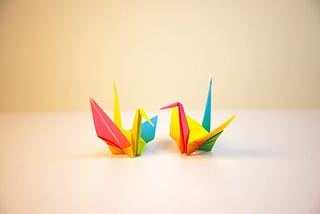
<box><xmin>1</xmin><ymin>0</ymin><xmax>319</xmax><ymax>111</ymax></box>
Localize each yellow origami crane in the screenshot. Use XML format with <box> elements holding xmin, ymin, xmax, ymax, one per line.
<box><xmin>90</xmin><ymin>83</ymin><xmax>158</xmax><ymax>157</ymax></box>
<box><xmin>161</xmin><ymin>79</ymin><xmax>236</xmax><ymax>155</ymax></box>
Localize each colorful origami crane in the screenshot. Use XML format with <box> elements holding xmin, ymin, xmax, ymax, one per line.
<box><xmin>161</xmin><ymin>79</ymin><xmax>236</xmax><ymax>155</ymax></box>
<box><xmin>90</xmin><ymin>84</ymin><xmax>158</xmax><ymax>157</ymax></box>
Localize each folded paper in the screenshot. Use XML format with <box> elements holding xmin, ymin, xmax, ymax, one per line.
<box><xmin>90</xmin><ymin>84</ymin><xmax>158</xmax><ymax>157</ymax></box>
<box><xmin>161</xmin><ymin>79</ymin><xmax>236</xmax><ymax>155</ymax></box>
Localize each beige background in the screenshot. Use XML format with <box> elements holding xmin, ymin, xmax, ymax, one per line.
<box><xmin>0</xmin><ymin>0</ymin><xmax>319</xmax><ymax>112</ymax></box>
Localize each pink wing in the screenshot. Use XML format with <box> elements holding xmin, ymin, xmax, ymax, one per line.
<box><xmin>90</xmin><ymin>98</ymin><xmax>131</xmax><ymax>149</ymax></box>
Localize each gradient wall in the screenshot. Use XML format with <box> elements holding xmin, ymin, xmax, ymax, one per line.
<box><xmin>1</xmin><ymin>0</ymin><xmax>319</xmax><ymax>111</ymax></box>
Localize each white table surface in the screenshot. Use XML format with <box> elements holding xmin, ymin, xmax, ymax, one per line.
<box><xmin>0</xmin><ymin>110</ymin><xmax>319</xmax><ymax>214</ymax></box>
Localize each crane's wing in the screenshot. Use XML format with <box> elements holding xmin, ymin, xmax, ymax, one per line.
<box><xmin>198</xmin><ymin>131</ymin><xmax>223</xmax><ymax>151</ymax></box>
<box><xmin>90</xmin><ymin>98</ymin><xmax>134</xmax><ymax>157</ymax></box>
<box><xmin>185</xmin><ymin>115</ymin><xmax>209</xmax><ymax>155</ymax></box>
<box><xmin>140</xmin><ymin>116</ymin><xmax>158</xmax><ymax>143</ymax></box>
<box><xmin>187</xmin><ymin>114</ymin><xmax>236</xmax><ymax>155</ymax></box>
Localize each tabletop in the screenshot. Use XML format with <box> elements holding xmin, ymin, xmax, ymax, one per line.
<box><xmin>0</xmin><ymin>110</ymin><xmax>319</xmax><ymax>214</ymax></box>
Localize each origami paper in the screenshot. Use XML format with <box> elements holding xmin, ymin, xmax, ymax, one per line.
<box><xmin>90</xmin><ymin>83</ymin><xmax>158</xmax><ymax>157</ymax></box>
<box><xmin>161</xmin><ymin>79</ymin><xmax>236</xmax><ymax>155</ymax></box>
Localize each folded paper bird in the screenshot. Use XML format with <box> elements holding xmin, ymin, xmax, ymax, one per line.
<box><xmin>90</xmin><ymin>84</ymin><xmax>158</xmax><ymax>157</ymax></box>
<box><xmin>161</xmin><ymin>79</ymin><xmax>236</xmax><ymax>155</ymax></box>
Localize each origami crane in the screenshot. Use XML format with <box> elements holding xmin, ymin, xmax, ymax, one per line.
<box><xmin>161</xmin><ymin>79</ymin><xmax>236</xmax><ymax>155</ymax></box>
<box><xmin>90</xmin><ymin>84</ymin><xmax>158</xmax><ymax>157</ymax></box>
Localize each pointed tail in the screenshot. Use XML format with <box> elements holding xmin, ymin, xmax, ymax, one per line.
<box><xmin>202</xmin><ymin>79</ymin><xmax>212</xmax><ymax>131</ymax></box>
<box><xmin>113</xmin><ymin>82</ymin><xmax>122</xmax><ymax>128</ymax></box>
